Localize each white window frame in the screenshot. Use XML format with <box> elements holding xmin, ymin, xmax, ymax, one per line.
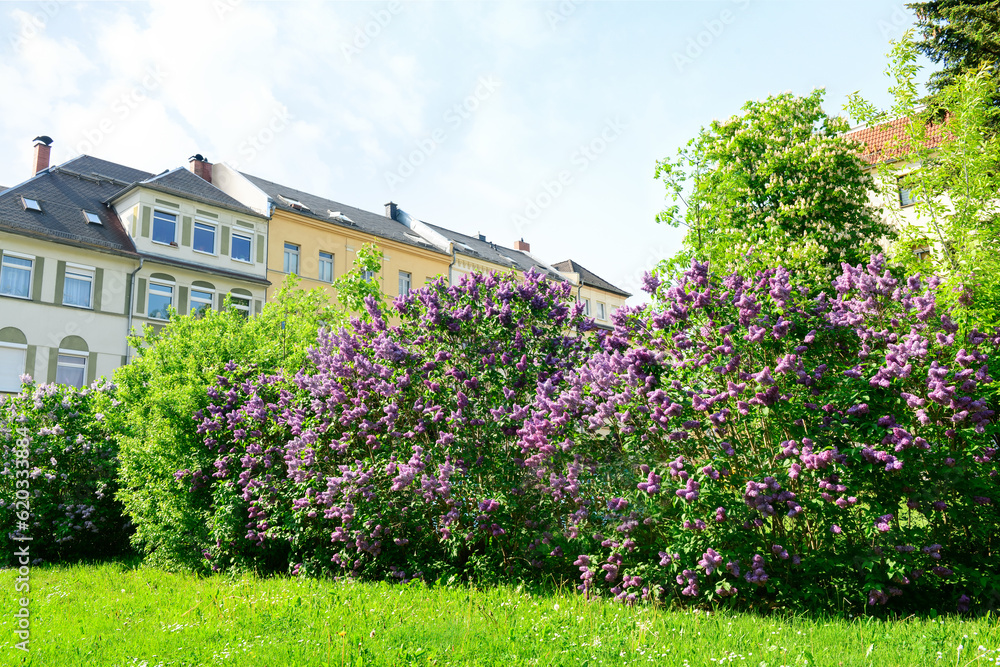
<box><xmin>583</xmin><ymin>298</ymin><xmax>591</xmax><ymax>316</ymax></box>
<box><xmin>192</xmin><ymin>220</ymin><xmax>218</xmax><ymax>256</ymax></box>
<box><xmin>0</xmin><ymin>251</ymin><xmax>34</xmax><ymax>300</ymax></box>
<box><xmin>62</xmin><ymin>263</ymin><xmax>95</xmax><ymax>309</ymax></box>
<box><xmin>151</xmin><ymin>210</ymin><xmax>178</xmax><ymax>246</ymax></box>
<box><xmin>318</xmin><ymin>251</ymin><xmax>334</xmax><ymax>283</ymax></box>
<box><xmin>284</xmin><ymin>243</ymin><xmax>300</xmax><ymax>275</ymax></box>
<box><xmin>0</xmin><ymin>342</ymin><xmax>27</xmax><ymax>393</ymax></box>
<box><xmin>231</xmin><ymin>232</ymin><xmax>252</xmax><ymax>264</ymax></box>
<box><xmin>597</xmin><ymin>302</ymin><xmax>606</xmax><ymax>320</ymax></box>
<box><xmin>189</xmin><ymin>288</ymin><xmax>214</xmax><ymax>315</ymax></box>
<box><xmin>147</xmin><ymin>281</ymin><xmax>174</xmax><ymax>321</ymax></box>
<box><xmin>229</xmin><ymin>294</ymin><xmax>251</xmax><ymax>318</ymax></box>
<box><xmin>398</xmin><ymin>271</ymin><xmax>411</xmax><ymax>296</ymax></box>
<box><xmin>55</xmin><ymin>351</ymin><xmax>87</xmax><ymax>389</ymax></box>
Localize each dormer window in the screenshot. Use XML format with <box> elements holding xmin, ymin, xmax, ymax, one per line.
<box><xmin>280</xmin><ymin>195</ymin><xmax>309</xmax><ymax>211</ymax></box>
<box><xmin>83</xmin><ymin>211</ymin><xmax>102</xmax><ymax>225</ymax></box>
<box><xmin>328</xmin><ymin>210</ymin><xmax>354</xmax><ymax>224</ymax></box>
<box><xmin>21</xmin><ymin>197</ymin><xmax>41</xmax><ymax>212</ymax></box>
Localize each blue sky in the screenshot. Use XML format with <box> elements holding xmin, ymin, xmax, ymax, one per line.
<box><xmin>0</xmin><ymin>0</ymin><xmax>930</xmax><ymax>300</ymax></box>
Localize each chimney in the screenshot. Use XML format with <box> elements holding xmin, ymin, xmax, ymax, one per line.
<box><xmin>385</xmin><ymin>201</ymin><xmax>397</xmax><ymax>220</ymax></box>
<box><xmin>32</xmin><ymin>136</ymin><xmax>53</xmax><ymax>175</ymax></box>
<box><xmin>188</xmin><ymin>154</ymin><xmax>212</xmax><ymax>183</ymax></box>
<box><xmin>514</xmin><ymin>238</ymin><xmax>530</xmax><ymax>253</ymax></box>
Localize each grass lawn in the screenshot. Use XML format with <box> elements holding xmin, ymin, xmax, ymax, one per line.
<box><xmin>1</xmin><ymin>563</ymin><xmax>998</xmax><ymax>666</ymax></box>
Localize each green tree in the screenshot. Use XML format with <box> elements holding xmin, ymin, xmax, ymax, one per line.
<box><xmin>655</xmin><ymin>89</ymin><xmax>891</xmax><ymax>289</ymax></box>
<box><xmin>907</xmin><ymin>0</ymin><xmax>1000</xmax><ymax>94</ymax></box>
<box><xmin>847</xmin><ymin>32</ymin><xmax>1000</xmax><ymax>323</ymax></box>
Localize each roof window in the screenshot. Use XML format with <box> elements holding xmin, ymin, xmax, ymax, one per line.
<box><xmin>21</xmin><ymin>197</ymin><xmax>41</xmax><ymax>212</ymax></box>
<box><xmin>83</xmin><ymin>210</ymin><xmax>102</xmax><ymax>225</ymax></box>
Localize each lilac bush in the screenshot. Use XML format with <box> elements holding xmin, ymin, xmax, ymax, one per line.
<box><xmin>181</xmin><ymin>271</ymin><xmax>595</xmax><ymax>581</ymax></box>
<box><xmin>0</xmin><ymin>378</ymin><xmax>131</xmax><ymax>564</ymax></box>
<box><xmin>179</xmin><ymin>259</ymin><xmax>999</xmax><ymax>613</ymax></box>
<box><xmin>516</xmin><ymin>256</ymin><xmax>999</xmax><ymax>611</ymax></box>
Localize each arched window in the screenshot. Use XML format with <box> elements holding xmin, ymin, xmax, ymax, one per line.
<box><xmin>0</xmin><ymin>327</ymin><xmax>27</xmax><ymax>393</ymax></box>
<box><xmin>56</xmin><ymin>335</ymin><xmax>89</xmax><ymax>389</ymax></box>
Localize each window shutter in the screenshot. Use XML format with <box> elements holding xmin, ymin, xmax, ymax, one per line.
<box><xmin>182</xmin><ymin>216</ymin><xmax>193</xmax><ymax>246</ymax></box>
<box><xmin>257</xmin><ymin>235</ymin><xmax>265</xmax><ymax>264</ymax></box>
<box><xmin>25</xmin><ymin>345</ymin><xmax>36</xmax><ymax>381</ymax></box>
<box><xmin>54</xmin><ymin>261</ymin><xmax>66</xmax><ymax>305</ymax></box>
<box><xmin>47</xmin><ymin>348</ymin><xmax>58</xmax><ymax>383</ymax></box>
<box><xmin>31</xmin><ymin>257</ymin><xmax>44</xmax><ymax>302</ymax></box>
<box><xmin>136</xmin><ymin>278</ymin><xmax>146</xmax><ymax>314</ymax></box>
<box><xmin>87</xmin><ymin>352</ymin><xmax>98</xmax><ymax>385</ymax></box>
<box><xmin>93</xmin><ymin>268</ymin><xmax>104</xmax><ymax>312</ymax></box>
<box><xmin>221</xmin><ymin>226</ymin><xmax>231</xmax><ymax>257</ymax></box>
<box><xmin>254</xmin><ymin>299</ymin><xmax>262</xmax><ymax>315</ymax></box>
<box><xmin>178</xmin><ymin>286</ymin><xmax>188</xmax><ymax>315</ymax></box>
<box><xmin>140</xmin><ymin>206</ymin><xmax>151</xmax><ymax>238</ymax></box>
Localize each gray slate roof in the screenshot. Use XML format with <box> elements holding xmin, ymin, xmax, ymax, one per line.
<box><xmin>422</xmin><ymin>223</ymin><xmax>564</xmax><ymax>280</ymax></box>
<box><xmin>552</xmin><ymin>259</ymin><xmax>631</xmax><ymax>298</ymax></box>
<box><xmin>0</xmin><ymin>155</ymin><xmax>144</xmax><ymax>255</ymax></box>
<box><xmin>241</xmin><ymin>173</ymin><xmax>450</xmax><ymax>256</ymax></box>
<box><xmin>110</xmin><ymin>167</ymin><xmax>266</xmax><ymax>219</ymax></box>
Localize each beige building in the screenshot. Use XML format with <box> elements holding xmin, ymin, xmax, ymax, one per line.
<box><xmin>0</xmin><ymin>140</ymin><xmax>271</xmax><ymax>393</ymax></box>
<box><xmin>845</xmin><ymin>117</ymin><xmax>950</xmax><ymax>258</ymax></box>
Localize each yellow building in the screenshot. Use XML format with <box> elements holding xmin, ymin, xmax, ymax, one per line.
<box><xmin>210</xmin><ymin>163</ymin><xmax>632</xmax><ymax>323</ymax></box>
<box><xmin>212</xmin><ymin>165</ymin><xmax>452</xmax><ymax>300</ymax></box>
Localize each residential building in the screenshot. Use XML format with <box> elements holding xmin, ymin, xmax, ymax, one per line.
<box><xmin>0</xmin><ymin>139</ymin><xmax>271</xmax><ymax>393</ymax></box>
<box><xmin>845</xmin><ymin>116</ymin><xmax>950</xmax><ymax>257</ymax></box>
<box><xmin>110</xmin><ymin>155</ymin><xmax>270</xmax><ymax>329</ymax></box>
<box><xmin>551</xmin><ymin>259</ymin><xmax>631</xmax><ymax>329</ymax></box>
<box><xmin>211</xmin><ymin>164</ymin><xmax>452</xmax><ymax>300</ymax></box>
<box><xmin>0</xmin><ymin>141</ymin><xmax>140</xmax><ymax>390</ymax></box>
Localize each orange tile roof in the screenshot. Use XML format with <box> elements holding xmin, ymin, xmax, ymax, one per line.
<box><xmin>845</xmin><ymin>116</ymin><xmax>949</xmax><ymax>164</ymax></box>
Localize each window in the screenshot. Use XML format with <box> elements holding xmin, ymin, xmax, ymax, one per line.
<box><xmin>318</xmin><ymin>251</ymin><xmax>334</xmax><ymax>282</ymax></box>
<box><xmin>21</xmin><ymin>197</ymin><xmax>40</xmax><ymax>212</ymax></box>
<box><xmin>0</xmin><ymin>254</ymin><xmax>32</xmax><ymax>299</ymax></box>
<box><xmin>284</xmin><ymin>243</ymin><xmax>300</xmax><ymax>275</ymax></box>
<box><xmin>0</xmin><ymin>343</ymin><xmax>26</xmax><ymax>393</ymax></box>
<box><xmin>398</xmin><ymin>271</ymin><xmax>411</xmax><ymax>296</ymax></box>
<box><xmin>83</xmin><ymin>211</ymin><xmax>102</xmax><ymax>225</ymax></box>
<box><xmin>190</xmin><ymin>289</ymin><xmax>213</xmax><ymax>315</ymax></box>
<box><xmin>583</xmin><ymin>298</ymin><xmax>591</xmax><ymax>315</ymax></box>
<box><xmin>231</xmin><ymin>232</ymin><xmax>252</xmax><ymax>263</ymax></box>
<box><xmin>152</xmin><ymin>210</ymin><xmax>177</xmax><ymax>245</ymax></box>
<box><xmin>362</xmin><ymin>269</ymin><xmax>376</xmax><ymax>282</ymax></box>
<box><xmin>193</xmin><ymin>221</ymin><xmax>216</xmax><ymax>254</ymax></box>
<box><xmin>280</xmin><ymin>195</ymin><xmax>309</xmax><ymax>211</ymax></box>
<box><xmin>148</xmin><ymin>282</ymin><xmax>173</xmax><ymax>320</ymax></box>
<box><xmin>597</xmin><ymin>302</ymin><xmax>606</xmax><ymax>320</ymax></box>
<box><xmin>55</xmin><ymin>354</ymin><xmax>86</xmax><ymax>389</ymax></box>
<box><xmin>898</xmin><ymin>186</ymin><xmax>915</xmax><ymax>207</ymax></box>
<box><xmin>229</xmin><ymin>295</ymin><xmax>251</xmax><ymax>318</ymax></box>
<box><xmin>63</xmin><ymin>266</ymin><xmax>94</xmax><ymax>309</ymax></box>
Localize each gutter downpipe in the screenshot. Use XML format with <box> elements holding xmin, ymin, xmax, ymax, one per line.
<box><xmin>448</xmin><ymin>244</ymin><xmax>457</xmax><ymax>287</ymax></box>
<box><xmin>125</xmin><ymin>258</ymin><xmax>144</xmax><ymax>363</ymax></box>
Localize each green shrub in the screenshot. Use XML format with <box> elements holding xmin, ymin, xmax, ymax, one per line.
<box><xmin>0</xmin><ymin>378</ymin><xmax>130</xmax><ymax>564</ymax></box>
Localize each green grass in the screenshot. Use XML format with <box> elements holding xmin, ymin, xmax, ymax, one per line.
<box><xmin>1</xmin><ymin>564</ymin><xmax>999</xmax><ymax>666</ymax></box>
